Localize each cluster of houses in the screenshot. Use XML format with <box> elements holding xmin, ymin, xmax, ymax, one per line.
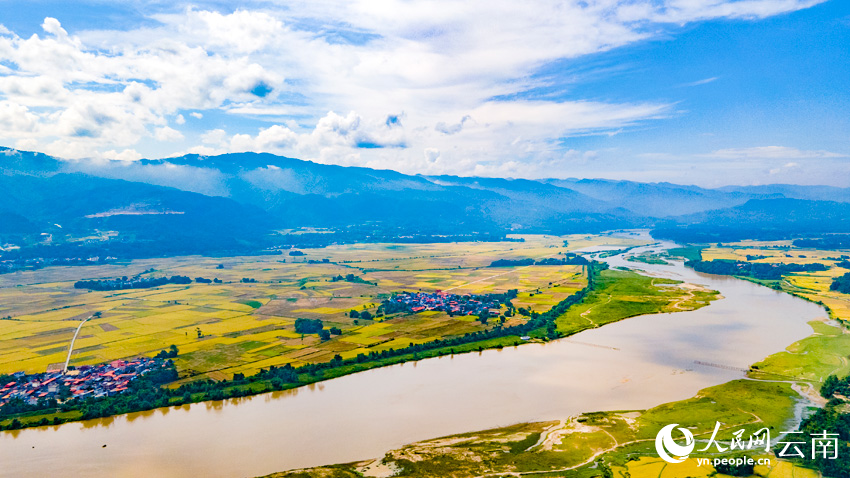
<box><xmin>0</xmin><ymin>358</ymin><xmax>162</xmax><ymax>406</ymax></box>
<box><xmin>383</xmin><ymin>291</ymin><xmax>503</xmax><ymax>318</ymax></box>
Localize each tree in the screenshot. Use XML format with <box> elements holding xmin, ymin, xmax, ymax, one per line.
<box><xmin>823</xmin><ymin>375</ymin><xmax>840</xmax><ymax>398</ymax></box>
<box><xmin>155</xmin><ymin>345</ymin><xmax>178</xmax><ymax>359</ymax></box>
<box><xmin>318</xmin><ymin>329</ymin><xmax>331</xmax><ymax>341</ymax></box>
<box><xmin>295</xmin><ymin>318</ymin><xmax>324</xmax><ymax>334</ymax></box>
<box><xmin>360</xmin><ymin>310</ymin><xmax>373</xmax><ymax>321</ymax></box>
<box><xmin>831</xmin><ymin>272</ymin><xmax>850</xmax><ymax>294</ymax></box>
<box><xmin>349</xmin><ymin>310</ymin><xmax>360</xmax><ymax>318</ymax></box>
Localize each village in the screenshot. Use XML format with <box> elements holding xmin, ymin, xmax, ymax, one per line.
<box><xmin>0</xmin><ymin>358</ymin><xmax>164</xmax><ymax>407</ymax></box>
<box><xmin>382</xmin><ymin>290</ymin><xmax>513</xmax><ymax>319</ymax></box>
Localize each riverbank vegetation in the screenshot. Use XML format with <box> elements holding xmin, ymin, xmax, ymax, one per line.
<box><xmin>625</xmin><ymin>252</ymin><xmax>669</xmax><ymax>265</ymax></box>
<box><xmin>555</xmin><ymin>268</ymin><xmax>718</xmax><ymax>336</ymax></box>
<box><xmin>270</xmin><ymin>240</ymin><xmax>850</xmax><ymax>478</ymax></box>
<box><xmin>687</xmin><ymin>259</ymin><xmax>828</xmax><ymax>280</ymax></box>
<box><xmin>0</xmin><ymin>260</ymin><xmax>607</xmax><ymax>430</ymax></box>
<box><xmin>1</xmin><ymin>235</ymin><xmax>668</xmax><ymax>430</ymax></box>
<box><xmin>831</xmin><ymin>271</ymin><xmax>850</xmax><ymax>294</ymax></box>
<box><xmin>2</xmin><ymin>236</ymin><xmax>645</xmax><ymax>381</ymax></box>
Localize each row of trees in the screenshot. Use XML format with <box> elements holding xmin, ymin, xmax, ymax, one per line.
<box><xmin>349</xmin><ymin>309</ymin><xmax>374</xmax><ymax>321</ymax></box>
<box><xmin>331</xmin><ymin>274</ymin><xmax>375</xmax><ymax>285</ymax></box>
<box><xmin>74</xmin><ymin>275</ymin><xmax>192</xmax><ymax>291</ymax></box>
<box><xmin>155</xmin><ymin>344</ymin><xmax>179</xmax><ymax>359</ymax></box>
<box><xmin>793</xmin><ymin>236</ymin><xmax>850</xmax><ymax>249</ymax></box>
<box><xmin>489</xmin><ymin>254</ymin><xmax>588</xmax><ymax>268</ymax></box>
<box><xmin>1</xmin><ymin>263</ymin><xmax>604</xmax><ymax>430</ymax></box>
<box><xmin>686</xmin><ymin>259</ymin><xmax>828</xmax><ymax>281</ymax></box>
<box><xmin>293</xmin><ymin>318</ymin><xmax>341</xmax><ymax>341</ymax></box>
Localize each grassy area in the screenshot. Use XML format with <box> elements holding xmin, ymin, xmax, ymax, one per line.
<box><xmin>273</xmin><ymin>241</ymin><xmax>850</xmax><ymax>478</ymax></box>
<box><xmin>626</xmin><ymin>252</ymin><xmax>670</xmax><ymax>265</ymax></box>
<box><xmin>555</xmin><ymin>269</ymin><xmax>718</xmax><ymax>335</ymax></box>
<box><xmin>666</xmin><ymin>246</ymin><xmax>703</xmax><ymax>262</ymax></box>
<box><xmin>0</xmin><ymin>235</ymin><xmax>662</xmax><ymax>430</ymax></box>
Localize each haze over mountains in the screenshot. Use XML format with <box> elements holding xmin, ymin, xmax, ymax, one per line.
<box><xmin>2</xmin><ymin>147</ymin><xmax>849</xmax><ymax>256</ymax></box>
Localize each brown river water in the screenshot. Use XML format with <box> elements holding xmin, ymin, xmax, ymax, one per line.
<box><xmin>0</xmin><ymin>240</ymin><xmax>827</xmax><ymax>477</ymax></box>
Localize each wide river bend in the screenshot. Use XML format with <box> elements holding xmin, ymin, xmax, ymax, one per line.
<box><xmin>0</xmin><ymin>240</ymin><xmax>827</xmax><ymax>477</ymax></box>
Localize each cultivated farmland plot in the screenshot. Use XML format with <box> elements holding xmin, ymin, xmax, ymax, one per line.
<box><xmin>0</xmin><ymin>234</ymin><xmax>649</xmax><ymax>382</ymax></box>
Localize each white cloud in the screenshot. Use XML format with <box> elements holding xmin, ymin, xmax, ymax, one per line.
<box><xmin>101</xmin><ymin>148</ymin><xmax>142</xmax><ymax>162</ymax></box>
<box><xmin>0</xmin><ymin>1</ymin><xmax>827</xmax><ymax>172</ymax></box>
<box><xmin>0</xmin><ymin>101</ymin><xmax>39</xmax><ymax>133</ymax></box>
<box><xmin>647</xmin><ymin>0</ymin><xmax>826</xmax><ymax>23</ymax></box>
<box><xmin>707</xmin><ymin>146</ymin><xmax>847</xmax><ymax>159</ymax></box>
<box><xmin>769</xmin><ymin>161</ymin><xmax>800</xmax><ymax>175</ymax></box>
<box><xmin>185</xmin><ymin>145</ymin><xmax>225</xmax><ymax>156</ymax></box>
<box><xmin>201</xmin><ymin>128</ymin><xmax>227</xmax><ymax>145</ymax></box>
<box><xmin>231</xmin><ymin>124</ymin><xmax>299</xmax><ymax>152</ymax></box>
<box><xmin>680</xmin><ymin>77</ymin><xmax>718</xmax><ymax>87</ymax></box>
<box><xmin>155</xmin><ymin>126</ymin><xmax>184</xmax><ymax>141</ymax></box>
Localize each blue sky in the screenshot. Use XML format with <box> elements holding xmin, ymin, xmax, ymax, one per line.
<box><xmin>0</xmin><ymin>0</ymin><xmax>847</xmax><ymax>186</ymax></box>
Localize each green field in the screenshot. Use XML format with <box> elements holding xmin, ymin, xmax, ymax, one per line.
<box><xmin>555</xmin><ymin>269</ymin><xmax>718</xmax><ymax>335</ymax></box>
<box><xmin>272</xmin><ymin>240</ymin><xmax>850</xmax><ymax>478</ymax></box>
<box><xmin>0</xmin><ymin>234</ymin><xmax>650</xmax><ymax>384</ymax></box>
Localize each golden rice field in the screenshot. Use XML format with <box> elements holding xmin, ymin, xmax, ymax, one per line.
<box><xmin>610</xmin><ymin>455</ymin><xmax>820</xmax><ymax>478</ymax></box>
<box><xmin>273</xmin><ymin>239</ymin><xmax>849</xmax><ymax>478</ymax></box>
<box><xmin>0</xmin><ymin>234</ymin><xmax>650</xmax><ymax>382</ymax></box>
<box><xmin>702</xmin><ymin>242</ymin><xmax>850</xmax><ymax>326</ymax></box>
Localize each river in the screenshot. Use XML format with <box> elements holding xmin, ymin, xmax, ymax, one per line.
<box><xmin>0</xmin><ymin>238</ymin><xmax>827</xmax><ymax>477</ymax></box>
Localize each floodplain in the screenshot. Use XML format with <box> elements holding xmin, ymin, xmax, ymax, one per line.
<box><xmin>0</xmin><ymin>234</ymin><xmax>646</xmax><ymax>383</ymax></box>
<box><xmin>269</xmin><ymin>239</ymin><xmax>850</xmax><ymax>478</ymax></box>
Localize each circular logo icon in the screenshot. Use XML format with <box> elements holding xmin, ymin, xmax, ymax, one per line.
<box><xmin>655</xmin><ymin>423</ymin><xmax>695</xmax><ymax>464</ymax></box>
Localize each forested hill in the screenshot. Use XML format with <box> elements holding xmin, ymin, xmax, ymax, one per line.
<box><xmin>652</xmin><ymin>199</ymin><xmax>850</xmax><ymax>243</ymax></box>
<box><xmin>2</xmin><ymin>147</ymin><xmax>850</xmax><ymax>260</ymax></box>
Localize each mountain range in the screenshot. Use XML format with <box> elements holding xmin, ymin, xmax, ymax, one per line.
<box><xmin>1</xmin><ymin>147</ymin><xmax>848</xmax><ymax>257</ymax></box>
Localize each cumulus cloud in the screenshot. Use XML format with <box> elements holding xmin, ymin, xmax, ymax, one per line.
<box><xmin>201</xmin><ymin>129</ymin><xmax>227</xmax><ymax>145</ymax></box>
<box><xmin>101</xmin><ymin>149</ymin><xmax>142</xmax><ymax>162</ymax></box>
<box><xmin>155</xmin><ymin>126</ymin><xmax>184</xmax><ymax>142</ymax></box>
<box><xmin>0</xmin><ymin>1</ymin><xmax>828</xmax><ymax>174</ymax></box>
